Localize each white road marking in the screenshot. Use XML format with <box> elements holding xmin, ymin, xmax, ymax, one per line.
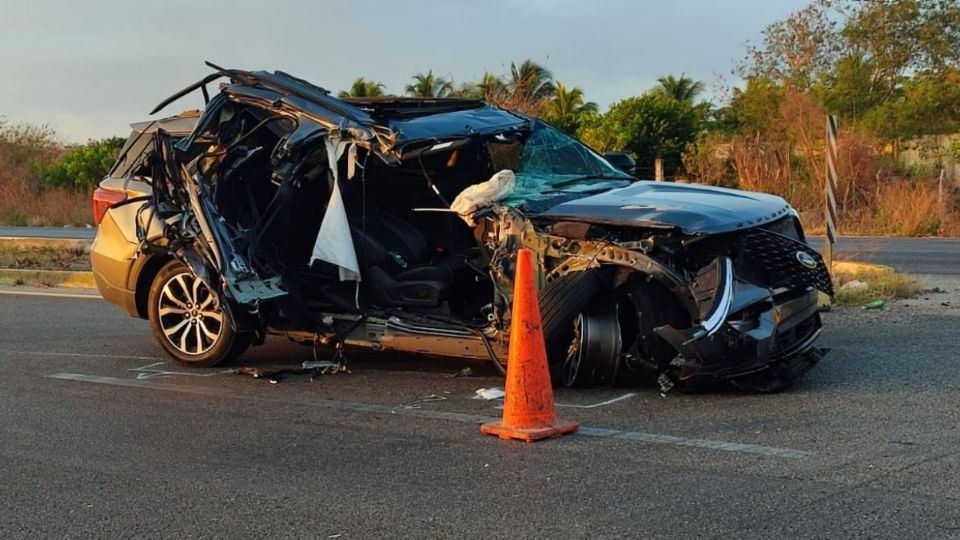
<box><xmin>557</xmin><ymin>393</ymin><xmax>637</xmax><ymax>409</ymax></box>
<box><xmin>0</xmin><ymin>289</ymin><xmax>101</xmax><ymax>299</ymax></box>
<box><xmin>128</xmin><ymin>361</ymin><xmax>230</xmax><ymax>380</ymax></box>
<box><xmin>496</xmin><ymin>392</ymin><xmax>637</xmax><ymax>410</ymax></box>
<box><xmin>0</xmin><ymin>349</ymin><xmax>162</xmax><ymax>361</ymax></box>
<box><xmin>47</xmin><ymin>372</ymin><xmax>813</xmax><ymax>459</ymax></box>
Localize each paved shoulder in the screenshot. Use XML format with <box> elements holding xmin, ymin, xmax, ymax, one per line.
<box><xmin>0</xmin><ymin>226</ymin><xmax>96</xmax><ymax>240</ymax></box>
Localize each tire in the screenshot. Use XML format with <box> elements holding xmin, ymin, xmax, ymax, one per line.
<box><xmin>539</xmin><ymin>271</ymin><xmax>602</xmax><ymax>387</ymax></box>
<box><xmin>620</xmin><ymin>279</ymin><xmax>714</xmax><ymax>393</ymax></box>
<box><xmin>147</xmin><ymin>260</ymin><xmax>251</xmax><ymax>367</ymax></box>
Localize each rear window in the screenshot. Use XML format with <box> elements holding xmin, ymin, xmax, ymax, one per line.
<box><xmin>108</xmin><ymin>130</ymin><xmax>154</xmax><ymax>179</ymax></box>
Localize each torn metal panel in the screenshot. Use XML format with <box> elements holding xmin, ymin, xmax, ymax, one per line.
<box><xmin>92</xmin><ymin>62</ymin><xmax>831</xmax><ymax>393</ymax></box>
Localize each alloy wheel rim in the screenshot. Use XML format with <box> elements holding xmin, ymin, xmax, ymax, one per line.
<box><xmin>157</xmin><ymin>272</ymin><xmax>223</xmax><ymax>355</ymax></box>
<box><xmin>563</xmin><ymin>314</ymin><xmax>585</xmax><ymax>385</ymax></box>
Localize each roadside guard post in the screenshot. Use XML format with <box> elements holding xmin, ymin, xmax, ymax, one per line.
<box><xmin>481</xmin><ymin>248</ymin><xmax>579</xmax><ymax>442</ymax></box>
<box><xmin>825</xmin><ymin>115</ymin><xmax>839</xmax><ymax>271</ymax></box>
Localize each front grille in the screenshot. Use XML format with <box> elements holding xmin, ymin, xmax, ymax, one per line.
<box><xmin>738</xmin><ymin>228</ymin><xmax>834</xmax><ymax>296</ymax></box>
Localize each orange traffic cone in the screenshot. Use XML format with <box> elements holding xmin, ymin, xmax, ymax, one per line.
<box><xmin>481</xmin><ymin>248</ymin><xmax>579</xmax><ymax>442</ymax></box>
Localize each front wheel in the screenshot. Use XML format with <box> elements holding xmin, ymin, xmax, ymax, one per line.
<box><xmin>147</xmin><ymin>261</ymin><xmax>251</xmax><ymax>367</ymax></box>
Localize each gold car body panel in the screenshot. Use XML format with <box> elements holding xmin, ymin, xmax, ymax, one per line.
<box><xmin>90</xmin><ymin>180</ymin><xmax>165</xmax><ymax>318</ymax></box>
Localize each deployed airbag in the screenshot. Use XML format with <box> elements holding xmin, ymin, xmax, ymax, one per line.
<box><xmin>310</xmin><ymin>139</ymin><xmax>361</xmax><ymax>282</ymax></box>
<box><xmin>450</xmin><ymin>169</ymin><xmax>515</xmax><ymax>226</ymax></box>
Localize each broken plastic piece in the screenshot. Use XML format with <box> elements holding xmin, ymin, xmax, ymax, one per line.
<box><xmin>302</xmin><ymin>360</ymin><xmax>339</xmax><ymax>370</ymax></box>
<box><xmin>473</xmin><ymin>387</ymin><xmax>505</xmax><ymax>400</ymax></box>
<box><xmin>862</xmin><ymin>299</ymin><xmax>886</xmax><ymax>310</ymax></box>
<box><xmin>839</xmin><ymin>280</ymin><xmax>868</xmax><ymax>294</ymax></box>
<box><xmin>401</xmin><ymin>394</ymin><xmax>447</xmax><ymax>409</ymax></box>
<box><xmin>657</xmin><ymin>372</ymin><xmax>675</xmax><ymax>395</ymax></box>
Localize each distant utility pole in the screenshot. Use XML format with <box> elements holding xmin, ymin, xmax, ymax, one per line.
<box><xmin>654</xmin><ymin>158</ymin><xmax>664</xmax><ymax>181</ymax></box>
<box><xmin>824</xmin><ymin>115</ymin><xmax>839</xmax><ymax>271</ymax></box>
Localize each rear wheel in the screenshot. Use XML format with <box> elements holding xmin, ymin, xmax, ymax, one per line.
<box><xmin>147</xmin><ymin>261</ymin><xmax>251</xmax><ymax>367</ymax></box>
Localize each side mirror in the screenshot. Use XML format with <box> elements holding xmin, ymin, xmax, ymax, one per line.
<box><xmin>603</xmin><ymin>152</ymin><xmax>636</xmax><ymax>175</ymax></box>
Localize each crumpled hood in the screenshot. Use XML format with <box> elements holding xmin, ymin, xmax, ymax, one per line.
<box><xmin>537</xmin><ymin>181</ymin><xmax>793</xmax><ymax>234</ymax></box>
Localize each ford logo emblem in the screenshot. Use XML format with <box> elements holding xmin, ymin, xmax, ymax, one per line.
<box><xmin>796</xmin><ymin>251</ymin><xmax>818</xmax><ymax>269</ymax></box>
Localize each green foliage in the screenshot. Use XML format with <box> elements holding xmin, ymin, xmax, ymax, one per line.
<box><xmin>543</xmin><ymin>82</ymin><xmax>597</xmax><ymax>135</ymax></box>
<box><xmin>863</xmin><ymin>68</ymin><xmax>960</xmax><ymax>141</ymax></box>
<box><xmin>36</xmin><ymin>137</ymin><xmax>125</xmax><ymax>191</ymax></box>
<box><xmin>405</xmin><ymin>70</ymin><xmax>453</xmax><ymax>98</ymax></box>
<box><xmin>337</xmin><ymin>78</ymin><xmax>386</xmax><ymax>98</ymax></box>
<box><xmin>840</xmin><ymin>0</ymin><xmax>960</xmax><ymax>95</ymax></box>
<box><xmin>506</xmin><ymin>60</ymin><xmax>555</xmax><ymax>104</ymax></box>
<box><xmin>724</xmin><ymin>78</ymin><xmax>785</xmax><ymax>136</ymax></box>
<box><xmin>654</xmin><ymin>74</ymin><xmax>706</xmax><ymax>103</ymax></box>
<box><xmin>819</xmin><ymin>53</ymin><xmax>883</xmax><ymax>122</ymax></box>
<box><xmin>580</xmin><ymin>94</ymin><xmax>700</xmax><ymax>176</ymax></box>
<box><xmin>741</xmin><ymin>0</ymin><xmax>960</xmax><ymax>143</ymax></box>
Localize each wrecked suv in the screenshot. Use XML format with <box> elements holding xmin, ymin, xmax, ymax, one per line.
<box><xmin>90</xmin><ymin>63</ymin><xmax>832</xmax><ymax>392</ymax></box>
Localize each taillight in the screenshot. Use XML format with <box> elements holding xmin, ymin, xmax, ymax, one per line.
<box><xmin>91</xmin><ymin>187</ymin><xmax>128</xmax><ymax>225</ymax></box>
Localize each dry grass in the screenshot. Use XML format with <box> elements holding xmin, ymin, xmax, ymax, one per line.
<box><xmin>832</xmin><ymin>263</ymin><xmax>919</xmax><ymax>306</ymax></box>
<box><xmin>854</xmin><ymin>182</ymin><xmax>958</xmax><ymax>236</ymax></box>
<box><xmin>0</xmin><ymin>178</ymin><xmax>90</xmax><ymax>227</ymax></box>
<box><xmin>0</xmin><ymin>139</ymin><xmax>90</xmax><ymax>227</ymax></box>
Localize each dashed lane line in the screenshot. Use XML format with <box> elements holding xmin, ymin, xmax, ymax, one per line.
<box><xmin>46</xmin><ymin>372</ymin><xmax>814</xmax><ymax>459</ymax></box>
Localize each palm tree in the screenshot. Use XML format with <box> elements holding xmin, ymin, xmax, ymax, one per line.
<box><xmin>337</xmin><ymin>78</ymin><xmax>386</xmax><ymax>98</ymax></box>
<box><xmin>405</xmin><ymin>70</ymin><xmax>453</xmax><ymax>98</ymax></box>
<box><xmin>477</xmin><ymin>71</ymin><xmax>506</xmax><ymax>102</ymax></box>
<box><xmin>545</xmin><ymin>82</ymin><xmax>597</xmax><ymax>135</ymax></box>
<box><xmin>505</xmin><ymin>60</ymin><xmax>555</xmax><ymax>113</ymax></box>
<box><xmin>654</xmin><ymin>74</ymin><xmax>705</xmax><ymax>103</ymax></box>
<box><xmin>449</xmin><ymin>82</ymin><xmax>479</xmax><ymax>99</ymax></box>
<box><xmin>448</xmin><ymin>72</ymin><xmax>506</xmax><ymax>101</ymax></box>
<box><xmin>546</xmin><ymin>82</ymin><xmax>597</xmax><ymax>118</ymax></box>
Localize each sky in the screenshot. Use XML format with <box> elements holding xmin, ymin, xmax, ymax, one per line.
<box><xmin>0</xmin><ymin>0</ymin><xmax>810</xmax><ymax>143</ymax></box>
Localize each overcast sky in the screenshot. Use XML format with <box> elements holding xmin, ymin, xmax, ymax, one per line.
<box><xmin>0</xmin><ymin>0</ymin><xmax>808</xmax><ymax>143</ymax></box>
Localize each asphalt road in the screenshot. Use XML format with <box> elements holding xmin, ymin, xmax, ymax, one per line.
<box><xmin>3</xmin><ymin>284</ymin><xmax>960</xmax><ymax>537</ymax></box>
<box><xmin>806</xmin><ymin>236</ymin><xmax>960</xmax><ymax>275</ymax></box>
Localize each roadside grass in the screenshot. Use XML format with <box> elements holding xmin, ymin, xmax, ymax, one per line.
<box><xmin>832</xmin><ymin>262</ymin><xmax>919</xmax><ymax>306</ymax></box>
<box><xmin>0</xmin><ymin>244</ymin><xmax>90</xmax><ymax>271</ymax></box>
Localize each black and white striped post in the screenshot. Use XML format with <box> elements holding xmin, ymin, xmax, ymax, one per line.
<box><xmin>824</xmin><ymin>115</ymin><xmax>839</xmax><ymax>271</ymax></box>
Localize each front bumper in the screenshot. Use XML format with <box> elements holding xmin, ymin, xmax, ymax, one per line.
<box><xmin>655</xmin><ymin>277</ymin><xmax>824</xmax><ymax>388</ymax></box>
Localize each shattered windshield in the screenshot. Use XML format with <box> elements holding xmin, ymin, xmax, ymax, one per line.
<box><xmin>498</xmin><ymin>121</ymin><xmax>632</xmax><ymax>206</ymax></box>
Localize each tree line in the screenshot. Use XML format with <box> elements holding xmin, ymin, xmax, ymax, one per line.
<box><xmin>335</xmin><ymin>0</ymin><xmax>960</xmax><ymax>235</ymax></box>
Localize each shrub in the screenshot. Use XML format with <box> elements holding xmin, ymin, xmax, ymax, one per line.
<box><xmin>36</xmin><ymin>136</ymin><xmax>124</xmax><ymax>191</ymax></box>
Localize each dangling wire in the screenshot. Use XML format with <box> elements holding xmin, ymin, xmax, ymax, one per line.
<box><xmin>417</xmin><ymin>147</ymin><xmax>452</xmax><ymax>208</ymax></box>
<box><xmin>354</xmin><ymin>145</ymin><xmax>371</xmax><ymax>309</ymax></box>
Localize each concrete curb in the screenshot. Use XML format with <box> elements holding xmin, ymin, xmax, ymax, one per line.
<box><xmin>0</xmin><ymin>269</ymin><xmax>96</xmax><ymax>289</ymax></box>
